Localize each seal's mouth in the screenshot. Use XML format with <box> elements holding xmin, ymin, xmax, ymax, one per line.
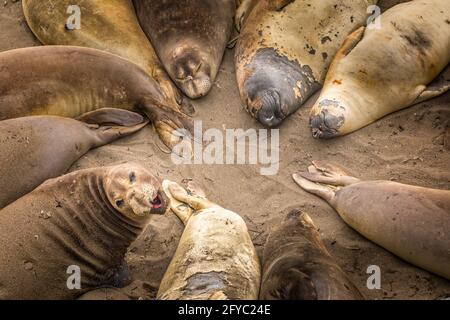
<box><xmin>150</xmin><ymin>189</ymin><xmax>168</xmax><ymax>214</ymax></box>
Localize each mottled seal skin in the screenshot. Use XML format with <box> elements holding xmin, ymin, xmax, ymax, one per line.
<box><xmin>310</xmin><ymin>0</ymin><xmax>450</xmax><ymax>139</ymax></box>
<box><xmin>0</xmin><ymin>163</ymin><xmax>168</xmax><ymax>300</ymax></box>
<box><xmin>260</xmin><ymin>210</ymin><xmax>363</xmax><ymax>300</ymax></box>
<box><xmin>235</xmin><ymin>0</ymin><xmax>377</xmax><ymax>127</ymax></box>
<box><xmin>134</xmin><ymin>0</ymin><xmax>236</xmax><ymax>99</ymax></box>
<box><xmin>157</xmin><ymin>180</ymin><xmax>261</xmax><ymax>300</ymax></box>
<box><xmin>294</xmin><ymin>161</ymin><xmax>450</xmax><ymax>280</ymax></box>
<box><xmin>0</xmin><ymin>109</ymin><xmax>148</xmax><ymax>209</ymax></box>
<box><xmin>0</xmin><ymin>46</ymin><xmax>193</xmax><ymax>149</ymax></box>
<box><xmin>22</xmin><ymin>0</ymin><xmax>188</xmax><ymax>110</ymax></box>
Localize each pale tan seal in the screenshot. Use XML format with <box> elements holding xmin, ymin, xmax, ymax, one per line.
<box><xmin>0</xmin><ymin>46</ymin><xmax>192</xmax><ymax>149</ymax></box>
<box><xmin>134</xmin><ymin>0</ymin><xmax>236</xmax><ymax>99</ymax></box>
<box><xmin>0</xmin><ymin>163</ymin><xmax>169</xmax><ymax>300</ymax></box>
<box><xmin>157</xmin><ymin>180</ymin><xmax>261</xmax><ymax>300</ymax></box>
<box><xmin>0</xmin><ymin>108</ymin><xmax>147</xmax><ymax>209</ymax></box>
<box><xmin>310</xmin><ymin>0</ymin><xmax>450</xmax><ymax>138</ymax></box>
<box><xmin>293</xmin><ymin>161</ymin><xmax>450</xmax><ymax>280</ymax></box>
<box><xmin>22</xmin><ymin>0</ymin><xmax>189</xmax><ymax>110</ymax></box>
<box><xmin>235</xmin><ymin>0</ymin><xmax>378</xmax><ymax>127</ymax></box>
<box><xmin>260</xmin><ymin>210</ymin><xmax>364</xmax><ymax>300</ymax></box>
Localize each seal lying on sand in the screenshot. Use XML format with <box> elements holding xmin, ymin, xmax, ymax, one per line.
<box><xmin>293</xmin><ymin>161</ymin><xmax>450</xmax><ymax>280</ymax></box>
<box><xmin>22</xmin><ymin>0</ymin><xmax>188</xmax><ymax>111</ymax></box>
<box><xmin>0</xmin><ymin>108</ymin><xmax>147</xmax><ymax>209</ymax></box>
<box><xmin>0</xmin><ymin>163</ymin><xmax>168</xmax><ymax>300</ymax></box>
<box><xmin>260</xmin><ymin>210</ymin><xmax>364</xmax><ymax>300</ymax></box>
<box><xmin>310</xmin><ymin>0</ymin><xmax>450</xmax><ymax>138</ymax></box>
<box><xmin>235</xmin><ymin>0</ymin><xmax>378</xmax><ymax>127</ymax></box>
<box><xmin>157</xmin><ymin>180</ymin><xmax>261</xmax><ymax>300</ymax></box>
<box><xmin>134</xmin><ymin>0</ymin><xmax>236</xmax><ymax>99</ymax></box>
<box><xmin>0</xmin><ymin>46</ymin><xmax>193</xmax><ymax>149</ymax></box>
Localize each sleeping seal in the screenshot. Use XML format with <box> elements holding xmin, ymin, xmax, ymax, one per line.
<box><xmin>293</xmin><ymin>161</ymin><xmax>450</xmax><ymax>280</ymax></box>
<box><xmin>235</xmin><ymin>0</ymin><xmax>378</xmax><ymax>127</ymax></box>
<box><xmin>157</xmin><ymin>180</ymin><xmax>261</xmax><ymax>300</ymax></box>
<box><xmin>260</xmin><ymin>210</ymin><xmax>363</xmax><ymax>300</ymax></box>
<box><xmin>22</xmin><ymin>0</ymin><xmax>187</xmax><ymax>110</ymax></box>
<box><xmin>310</xmin><ymin>0</ymin><xmax>450</xmax><ymax>138</ymax></box>
<box><xmin>133</xmin><ymin>0</ymin><xmax>236</xmax><ymax>99</ymax></box>
<box><xmin>0</xmin><ymin>46</ymin><xmax>192</xmax><ymax>149</ymax></box>
<box><xmin>0</xmin><ymin>108</ymin><xmax>147</xmax><ymax>209</ymax></box>
<box><xmin>0</xmin><ymin>163</ymin><xmax>168</xmax><ymax>300</ymax></box>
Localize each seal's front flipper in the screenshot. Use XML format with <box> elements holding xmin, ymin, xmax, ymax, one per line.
<box><xmin>293</xmin><ymin>173</ymin><xmax>336</xmax><ymax>205</ymax></box>
<box><xmin>412</xmin><ymin>66</ymin><xmax>450</xmax><ymax>105</ymax></box>
<box><xmin>162</xmin><ymin>180</ymin><xmax>194</xmax><ymax>225</ymax></box>
<box><xmin>78</xmin><ymin>108</ymin><xmax>149</xmax><ymax>145</ymax></box>
<box><xmin>168</xmin><ymin>181</ymin><xmax>214</xmax><ymax>212</ymax></box>
<box><xmin>141</xmin><ymin>98</ymin><xmax>194</xmax><ymax>150</ymax></box>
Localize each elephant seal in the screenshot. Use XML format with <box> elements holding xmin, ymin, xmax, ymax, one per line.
<box><xmin>0</xmin><ymin>108</ymin><xmax>147</xmax><ymax>209</ymax></box>
<box><xmin>0</xmin><ymin>163</ymin><xmax>169</xmax><ymax>300</ymax></box>
<box><xmin>157</xmin><ymin>180</ymin><xmax>261</xmax><ymax>300</ymax></box>
<box><xmin>0</xmin><ymin>46</ymin><xmax>192</xmax><ymax>150</ymax></box>
<box><xmin>293</xmin><ymin>161</ymin><xmax>450</xmax><ymax>280</ymax></box>
<box><xmin>260</xmin><ymin>210</ymin><xmax>364</xmax><ymax>300</ymax></box>
<box><xmin>22</xmin><ymin>0</ymin><xmax>189</xmax><ymax>111</ymax></box>
<box><xmin>310</xmin><ymin>0</ymin><xmax>450</xmax><ymax>138</ymax></box>
<box><xmin>133</xmin><ymin>0</ymin><xmax>236</xmax><ymax>99</ymax></box>
<box><xmin>235</xmin><ymin>0</ymin><xmax>378</xmax><ymax>127</ymax></box>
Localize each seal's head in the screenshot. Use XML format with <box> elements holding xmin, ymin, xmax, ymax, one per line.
<box><xmin>310</xmin><ymin>99</ymin><xmax>346</xmax><ymax>139</ymax></box>
<box><xmin>104</xmin><ymin>164</ymin><xmax>169</xmax><ymax>221</ymax></box>
<box><xmin>240</xmin><ymin>48</ymin><xmax>320</xmax><ymax>128</ymax></box>
<box><xmin>169</xmin><ymin>43</ymin><xmax>212</xmax><ymax>99</ymax></box>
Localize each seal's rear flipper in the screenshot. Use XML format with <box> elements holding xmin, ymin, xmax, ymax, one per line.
<box><xmin>292</xmin><ymin>173</ymin><xmax>336</xmax><ymax>204</ymax></box>
<box><xmin>412</xmin><ymin>65</ymin><xmax>450</xmax><ymax>105</ymax></box>
<box><xmin>303</xmin><ymin>161</ymin><xmax>360</xmax><ymax>186</ymax></box>
<box><xmin>77</xmin><ymin>108</ymin><xmax>147</xmax><ymax>127</ymax></box>
<box><xmin>78</xmin><ymin>108</ymin><xmax>149</xmax><ymax>145</ymax></box>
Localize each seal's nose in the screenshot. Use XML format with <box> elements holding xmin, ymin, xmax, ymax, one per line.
<box><xmin>310</xmin><ymin>110</ymin><xmax>344</xmax><ymax>139</ymax></box>
<box><xmin>256</xmin><ymin>89</ymin><xmax>284</xmax><ymax>127</ymax></box>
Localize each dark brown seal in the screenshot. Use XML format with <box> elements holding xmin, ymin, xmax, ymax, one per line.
<box><xmin>260</xmin><ymin>210</ymin><xmax>364</xmax><ymax>300</ymax></box>
<box><xmin>0</xmin><ymin>163</ymin><xmax>168</xmax><ymax>300</ymax></box>
<box><xmin>0</xmin><ymin>108</ymin><xmax>147</xmax><ymax>209</ymax></box>
<box><xmin>134</xmin><ymin>0</ymin><xmax>236</xmax><ymax>99</ymax></box>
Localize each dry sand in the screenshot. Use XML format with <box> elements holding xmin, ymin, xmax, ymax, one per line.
<box><xmin>1</xmin><ymin>0</ymin><xmax>449</xmax><ymax>300</ymax></box>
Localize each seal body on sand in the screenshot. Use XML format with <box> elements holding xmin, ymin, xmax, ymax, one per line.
<box><xmin>0</xmin><ymin>109</ymin><xmax>147</xmax><ymax>209</ymax></box>
<box><xmin>0</xmin><ymin>46</ymin><xmax>192</xmax><ymax>149</ymax></box>
<box><xmin>0</xmin><ymin>163</ymin><xmax>168</xmax><ymax>300</ymax></box>
<box><xmin>22</xmin><ymin>0</ymin><xmax>186</xmax><ymax>109</ymax></box>
<box><xmin>310</xmin><ymin>0</ymin><xmax>450</xmax><ymax>138</ymax></box>
<box><xmin>157</xmin><ymin>181</ymin><xmax>260</xmax><ymax>300</ymax></box>
<box><xmin>260</xmin><ymin>210</ymin><xmax>363</xmax><ymax>300</ymax></box>
<box><xmin>293</xmin><ymin>161</ymin><xmax>450</xmax><ymax>280</ymax></box>
<box><xmin>134</xmin><ymin>0</ymin><xmax>236</xmax><ymax>99</ymax></box>
<box><xmin>235</xmin><ymin>0</ymin><xmax>377</xmax><ymax>127</ymax></box>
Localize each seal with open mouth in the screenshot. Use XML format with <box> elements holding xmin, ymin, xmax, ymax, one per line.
<box><xmin>0</xmin><ymin>163</ymin><xmax>169</xmax><ymax>299</ymax></box>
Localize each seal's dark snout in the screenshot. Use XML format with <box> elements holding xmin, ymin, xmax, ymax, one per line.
<box><xmin>256</xmin><ymin>89</ymin><xmax>284</xmax><ymax>127</ymax></box>
<box><xmin>310</xmin><ymin>110</ymin><xmax>344</xmax><ymax>139</ymax></box>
